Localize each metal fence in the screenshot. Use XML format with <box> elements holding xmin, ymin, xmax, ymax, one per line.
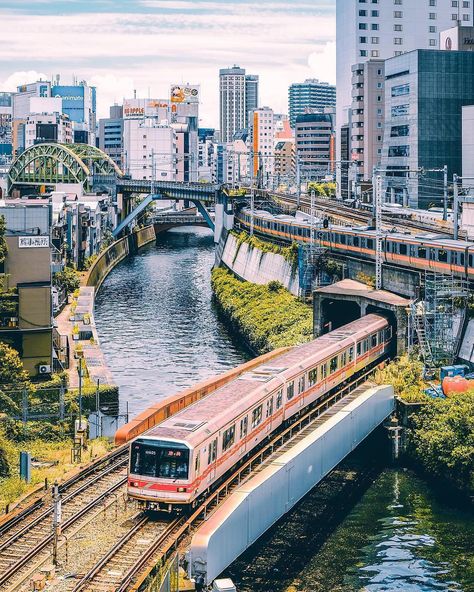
<box><xmin>143</xmin><ymin>553</ymin><xmax>180</xmax><ymax>592</ymax></box>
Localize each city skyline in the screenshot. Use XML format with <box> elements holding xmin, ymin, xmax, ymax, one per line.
<box><xmin>0</xmin><ymin>0</ymin><xmax>336</xmax><ymax>126</ymax></box>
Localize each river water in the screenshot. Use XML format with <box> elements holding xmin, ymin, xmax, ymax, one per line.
<box><xmin>94</xmin><ymin>228</ymin><xmax>474</xmax><ymax>592</ymax></box>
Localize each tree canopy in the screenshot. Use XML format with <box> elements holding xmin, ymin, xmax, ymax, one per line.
<box><xmin>0</xmin><ymin>342</ymin><xmax>29</xmax><ymax>388</ymax></box>
<box><xmin>0</xmin><ymin>215</ymin><xmax>7</xmax><ymax>264</ymax></box>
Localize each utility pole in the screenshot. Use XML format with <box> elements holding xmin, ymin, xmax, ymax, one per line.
<box><xmin>453</xmin><ymin>173</ymin><xmax>460</xmax><ymax>240</ymax></box>
<box><xmin>78</xmin><ymin>358</ymin><xmax>83</xmax><ymax>433</ymax></box>
<box><xmin>443</xmin><ymin>164</ymin><xmax>448</xmax><ymax>222</ymax></box>
<box><xmin>52</xmin><ymin>480</ymin><xmax>62</xmax><ymax>567</ymax></box>
<box><xmin>296</xmin><ymin>153</ymin><xmax>301</xmax><ymax>208</ymax></box>
<box><xmin>250</xmin><ymin>150</ymin><xmax>255</xmax><ymax>236</ymax></box>
<box><xmin>374</xmin><ymin>173</ymin><xmax>383</xmax><ymax>291</ymax></box>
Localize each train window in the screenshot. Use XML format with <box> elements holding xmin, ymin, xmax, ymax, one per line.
<box><xmin>308</xmin><ymin>368</ymin><xmax>318</xmax><ymax>386</ymax></box>
<box><xmin>371</xmin><ymin>334</ymin><xmax>377</xmax><ymax>348</ymax></box>
<box><xmin>195</xmin><ymin>452</ymin><xmax>200</xmax><ymax>474</ymax></box>
<box><xmin>438</xmin><ymin>249</ymin><xmax>448</xmax><ymax>263</ymax></box>
<box><xmin>399</xmin><ymin>243</ymin><xmax>407</xmax><ymax>256</ymax></box>
<box><xmin>298</xmin><ymin>376</ymin><xmax>305</xmax><ymax>394</ymax></box>
<box><xmin>321</xmin><ymin>363</ymin><xmax>328</xmax><ymax>379</ymax></box>
<box><xmin>341</xmin><ymin>351</ymin><xmax>347</xmax><ymax>367</ymax></box>
<box><xmin>276</xmin><ymin>389</ymin><xmax>283</xmax><ymax>409</ymax></box>
<box><xmin>469</xmin><ymin>254</ymin><xmax>474</xmax><ymax>268</ymax></box>
<box><xmin>266</xmin><ymin>398</ymin><xmax>274</xmax><ymax>417</ymax></box>
<box><xmin>240</xmin><ymin>416</ymin><xmax>248</xmax><ymax>438</ymax></box>
<box><xmin>131</xmin><ymin>441</ymin><xmax>190</xmax><ymax>480</ymax></box>
<box><xmin>353</xmin><ymin>236</ymin><xmax>359</xmax><ymax>248</ymax></box>
<box><xmin>340</xmin><ymin>234</ymin><xmax>346</xmax><ymax>245</ymax></box>
<box><xmin>367</xmin><ymin>239</ymin><xmax>374</xmax><ymax>250</ymax></box>
<box><xmin>330</xmin><ymin>356</ymin><xmax>338</xmax><ymax>374</ymax></box>
<box><xmin>348</xmin><ymin>346</ymin><xmax>354</xmax><ymax>362</ymax></box>
<box><xmin>418</xmin><ymin>246</ymin><xmax>427</xmax><ymax>259</ymax></box>
<box><xmin>287</xmin><ymin>381</ymin><xmax>295</xmax><ymax>400</ymax></box>
<box><xmin>252</xmin><ymin>405</ymin><xmax>263</xmax><ymax>428</ymax></box>
<box><xmin>458</xmin><ymin>252</ymin><xmax>465</xmax><ymax>266</ymax></box>
<box><xmin>357</xmin><ymin>342</ymin><xmax>362</xmax><ymax>356</ymax></box>
<box><xmin>384</xmin><ymin>326</ymin><xmax>393</xmax><ymax>341</ymax></box>
<box><xmin>222</xmin><ymin>425</ymin><xmax>235</xmax><ymax>452</ymax></box>
<box><xmin>208</xmin><ymin>439</ymin><xmax>217</xmax><ymax>464</ymax></box>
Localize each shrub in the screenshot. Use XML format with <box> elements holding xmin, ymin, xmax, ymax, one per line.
<box><xmin>53</xmin><ymin>267</ymin><xmax>80</xmax><ymax>295</ymax></box>
<box><xmin>374</xmin><ymin>354</ymin><xmax>427</xmax><ymax>402</ymax></box>
<box><xmin>211</xmin><ymin>268</ymin><xmax>312</xmax><ymax>354</ymax></box>
<box><xmin>231</xmin><ymin>231</ymin><xmax>298</xmax><ymax>267</ymax></box>
<box><xmin>408</xmin><ymin>391</ymin><xmax>474</xmax><ymax>494</ymax></box>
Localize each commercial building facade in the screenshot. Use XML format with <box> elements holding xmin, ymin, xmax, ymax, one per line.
<box><xmin>336</xmin><ymin>0</ymin><xmax>473</xmax><ymax>190</ymax></box>
<box><xmin>381</xmin><ymin>49</ymin><xmax>474</xmax><ymax>209</ymax></box>
<box><xmin>251</xmin><ymin>106</ymin><xmax>275</xmax><ymax>180</ymax></box>
<box><xmin>288</xmin><ymin>79</ymin><xmax>336</xmax><ymax>128</ymax></box>
<box><xmin>295</xmin><ymin>111</ymin><xmax>335</xmax><ymax>181</ymax></box>
<box><xmin>98</xmin><ymin>104</ymin><xmax>124</xmax><ymax>169</ymax></box>
<box><xmin>219</xmin><ymin>66</ymin><xmax>259</xmax><ymax>143</ymax></box>
<box><xmin>0</xmin><ymin>201</ymin><xmax>53</xmax><ymax>376</ymax></box>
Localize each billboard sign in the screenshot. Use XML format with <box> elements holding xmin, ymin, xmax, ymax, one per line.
<box><xmin>170</xmin><ymin>84</ymin><xmax>199</xmax><ymax>103</ymax></box>
<box><xmin>19</xmin><ymin>236</ymin><xmax>50</xmax><ymax>248</ymax></box>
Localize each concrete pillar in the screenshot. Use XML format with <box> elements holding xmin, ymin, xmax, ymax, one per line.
<box><xmin>313</xmin><ymin>296</ymin><xmax>324</xmax><ymax>338</ymax></box>
<box><xmin>390</xmin><ymin>187</ymin><xmax>395</xmax><ymax>204</ymax></box>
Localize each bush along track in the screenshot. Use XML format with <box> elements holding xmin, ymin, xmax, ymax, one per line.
<box><xmin>211</xmin><ymin>267</ymin><xmax>312</xmax><ymax>354</ymax></box>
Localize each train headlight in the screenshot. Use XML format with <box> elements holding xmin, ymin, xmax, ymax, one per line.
<box><xmin>130</xmin><ymin>481</ymin><xmax>139</xmax><ymax>487</ymax></box>
<box><xmin>177</xmin><ymin>487</ymin><xmax>187</xmax><ymax>492</ymax></box>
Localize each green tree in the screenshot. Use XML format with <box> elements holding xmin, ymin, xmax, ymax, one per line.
<box><xmin>53</xmin><ymin>266</ymin><xmax>80</xmax><ymax>295</ymax></box>
<box><xmin>0</xmin><ymin>342</ymin><xmax>29</xmax><ymax>388</ymax></box>
<box><xmin>374</xmin><ymin>354</ymin><xmax>427</xmax><ymax>402</ymax></box>
<box><xmin>0</xmin><ymin>215</ymin><xmax>7</xmax><ymax>264</ymax></box>
<box><xmin>409</xmin><ymin>391</ymin><xmax>474</xmax><ymax>493</ymax></box>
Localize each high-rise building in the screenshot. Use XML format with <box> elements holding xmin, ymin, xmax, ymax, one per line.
<box><xmin>251</xmin><ymin>107</ymin><xmax>275</xmax><ymax>182</ymax></box>
<box><xmin>52</xmin><ymin>80</ymin><xmax>97</xmax><ymax>145</ymax></box>
<box><xmin>381</xmin><ymin>49</ymin><xmax>474</xmax><ymax>209</ymax></box>
<box><xmin>98</xmin><ymin>104</ymin><xmax>124</xmax><ymax>169</ymax></box>
<box><xmin>350</xmin><ymin>60</ymin><xmax>385</xmax><ymax>183</ymax></box>
<box><xmin>245</xmin><ymin>75</ymin><xmax>259</xmax><ymax>126</ymax></box>
<box><xmin>288</xmin><ymin>79</ymin><xmax>336</xmax><ymax>128</ymax></box>
<box><xmin>336</xmin><ymin>0</ymin><xmax>474</xmax><ymax>181</ymax></box>
<box><xmin>219</xmin><ymin>66</ymin><xmax>258</xmax><ymax>143</ymax></box>
<box><xmin>295</xmin><ymin>110</ymin><xmax>335</xmax><ymax>181</ymax></box>
<box><xmin>0</xmin><ymin>92</ymin><xmax>13</xmax><ymax>163</ymax></box>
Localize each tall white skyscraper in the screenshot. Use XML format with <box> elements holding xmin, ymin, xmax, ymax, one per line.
<box><xmin>336</xmin><ymin>0</ymin><xmax>473</xmax><ymax>166</ymax></box>
<box><xmin>219</xmin><ymin>66</ymin><xmax>259</xmax><ymax>143</ymax></box>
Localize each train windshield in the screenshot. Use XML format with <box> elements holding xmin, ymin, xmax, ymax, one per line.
<box><xmin>130</xmin><ymin>439</ymin><xmax>189</xmax><ymax>480</ymax></box>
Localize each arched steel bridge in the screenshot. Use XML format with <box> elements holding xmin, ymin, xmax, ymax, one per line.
<box><xmin>7</xmin><ymin>143</ymin><xmax>123</xmax><ymax>192</ymax></box>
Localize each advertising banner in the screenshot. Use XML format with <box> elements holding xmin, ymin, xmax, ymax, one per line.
<box><xmin>170</xmin><ymin>85</ymin><xmax>200</xmax><ymax>104</ymax></box>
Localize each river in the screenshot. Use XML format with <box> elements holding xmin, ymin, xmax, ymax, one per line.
<box><xmin>94</xmin><ymin>227</ymin><xmax>474</xmax><ymax>592</ymax></box>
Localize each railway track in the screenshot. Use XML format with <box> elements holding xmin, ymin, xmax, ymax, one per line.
<box><xmin>0</xmin><ymin>446</ymin><xmax>129</xmax><ymax>592</ymax></box>
<box><xmin>269</xmin><ymin>192</ymin><xmax>453</xmax><ymax>237</ymax></box>
<box><xmin>68</xmin><ymin>366</ymin><xmax>384</xmax><ymax>592</ymax></box>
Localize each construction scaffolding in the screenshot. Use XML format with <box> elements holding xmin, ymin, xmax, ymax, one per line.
<box><xmin>411</xmin><ymin>271</ymin><xmax>469</xmax><ymax>367</ymax></box>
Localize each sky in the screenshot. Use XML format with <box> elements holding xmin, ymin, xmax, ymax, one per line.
<box><xmin>0</xmin><ymin>0</ymin><xmax>336</xmax><ymax>127</ymax></box>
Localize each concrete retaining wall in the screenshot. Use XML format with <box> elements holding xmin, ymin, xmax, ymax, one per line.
<box><xmin>344</xmin><ymin>257</ymin><xmax>420</xmax><ymax>298</ymax></box>
<box><xmin>189</xmin><ymin>384</ymin><xmax>395</xmax><ymax>585</ymax></box>
<box><xmin>220</xmin><ymin>233</ymin><xmax>300</xmax><ymax>295</ymax></box>
<box><xmin>86</xmin><ymin>225</ymin><xmax>156</xmax><ymax>290</ymax></box>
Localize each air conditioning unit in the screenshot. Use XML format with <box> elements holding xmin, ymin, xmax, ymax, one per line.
<box><xmin>38</xmin><ymin>364</ymin><xmax>51</xmax><ymax>375</ymax></box>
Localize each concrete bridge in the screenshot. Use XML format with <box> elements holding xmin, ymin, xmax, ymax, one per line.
<box><xmin>152</xmin><ymin>212</ymin><xmax>214</xmax><ymax>233</ymax></box>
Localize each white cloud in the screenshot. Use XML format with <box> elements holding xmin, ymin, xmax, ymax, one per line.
<box><xmin>1</xmin><ymin>70</ymin><xmax>49</xmax><ymax>91</ymax></box>
<box><xmin>0</xmin><ymin>5</ymin><xmax>336</xmax><ymax>126</ymax></box>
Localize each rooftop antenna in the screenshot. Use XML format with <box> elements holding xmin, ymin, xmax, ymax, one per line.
<box><xmin>134</xmin><ymin>89</ymin><xmax>137</xmax><ymax>99</ymax></box>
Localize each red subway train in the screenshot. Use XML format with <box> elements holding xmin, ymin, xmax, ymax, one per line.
<box><xmin>127</xmin><ymin>314</ymin><xmax>392</xmax><ymax>512</ymax></box>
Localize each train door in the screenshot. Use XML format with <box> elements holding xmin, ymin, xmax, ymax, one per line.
<box><xmin>239</xmin><ymin>416</ymin><xmax>249</xmax><ymax>454</ymax></box>
<box><xmin>207</xmin><ymin>438</ymin><xmax>217</xmax><ymax>483</ymax></box>
<box><xmin>265</xmin><ymin>399</ymin><xmax>274</xmax><ymax>433</ymax></box>
<box><xmin>297</xmin><ymin>376</ymin><xmax>306</xmax><ymax>409</ymax></box>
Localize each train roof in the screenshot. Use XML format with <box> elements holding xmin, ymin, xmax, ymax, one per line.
<box><xmin>241</xmin><ymin>208</ymin><xmax>473</xmax><ymax>249</ymax></box>
<box><xmin>139</xmin><ymin>314</ymin><xmax>388</xmax><ymax>447</ymax></box>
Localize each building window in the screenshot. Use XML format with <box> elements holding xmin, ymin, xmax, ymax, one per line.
<box><xmin>359</xmin><ymin>23</ymin><xmax>368</xmax><ymax>29</ymax></box>
<box><xmin>390</xmin><ymin>124</ymin><xmax>409</xmax><ymax>137</ymax></box>
<box><xmin>372</xmin><ymin>23</ymin><xmax>379</xmax><ymax>30</ymax></box>
<box><xmin>371</xmin><ymin>10</ymin><xmax>379</xmax><ymax>16</ymax></box>
<box><xmin>463</xmin><ymin>13</ymin><xmax>470</xmax><ymax>20</ymax></box>
<box><xmin>463</xmin><ymin>0</ymin><xmax>469</xmax><ymax>6</ymax></box>
<box><xmin>360</xmin><ymin>50</ymin><xmax>368</xmax><ymax>56</ymax></box>
<box><xmin>394</xmin><ymin>10</ymin><xmax>402</xmax><ymax>17</ymax></box>
<box><xmin>429</xmin><ymin>38</ymin><xmax>437</xmax><ymax>45</ymax></box>
<box><xmin>371</xmin><ymin>50</ymin><xmax>380</xmax><ymax>56</ymax></box>
<box><xmin>388</xmin><ymin>145</ymin><xmax>409</xmax><ymax>157</ymax></box>
<box><xmin>371</xmin><ymin>36</ymin><xmax>379</xmax><ymax>43</ymax></box>
<box><xmin>359</xmin><ymin>9</ymin><xmax>367</xmax><ymax>15</ymax></box>
<box><xmin>429</xmin><ymin>0</ymin><xmax>436</xmax><ymax>5</ymax></box>
<box><xmin>391</xmin><ymin>104</ymin><xmax>409</xmax><ymax>117</ymax></box>
<box><xmin>394</xmin><ymin>0</ymin><xmax>402</xmax><ymax>3</ymax></box>
<box><xmin>452</xmin><ymin>12</ymin><xmax>458</xmax><ymax>18</ymax></box>
<box><xmin>392</xmin><ymin>83</ymin><xmax>410</xmax><ymax>96</ymax></box>
<box><xmin>429</xmin><ymin>25</ymin><xmax>437</xmax><ymax>32</ymax></box>
<box><xmin>429</xmin><ymin>12</ymin><xmax>436</xmax><ymax>18</ymax></box>
<box><xmin>452</xmin><ymin>0</ymin><xmax>458</xmax><ymax>5</ymax></box>
<box><xmin>360</xmin><ymin>36</ymin><xmax>367</xmax><ymax>42</ymax></box>
<box><xmin>394</xmin><ymin>24</ymin><xmax>403</xmax><ymax>30</ymax></box>
<box><xmin>394</xmin><ymin>50</ymin><xmax>403</xmax><ymax>55</ymax></box>
<box><xmin>394</xmin><ymin>37</ymin><xmax>403</xmax><ymax>44</ymax></box>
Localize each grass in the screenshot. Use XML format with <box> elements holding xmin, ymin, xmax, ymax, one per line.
<box><xmin>231</xmin><ymin>230</ymin><xmax>299</xmax><ymax>267</ymax></box>
<box><xmin>0</xmin><ymin>435</ymin><xmax>112</xmax><ymax>511</ymax></box>
<box><xmin>211</xmin><ymin>267</ymin><xmax>313</xmax><ymax>354</ymax></box>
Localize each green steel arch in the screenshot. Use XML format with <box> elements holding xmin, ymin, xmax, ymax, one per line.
<box><xmin>7</xmin><ymin>143</ymin><xmax>123</xmax><ymax>192</ymax></box>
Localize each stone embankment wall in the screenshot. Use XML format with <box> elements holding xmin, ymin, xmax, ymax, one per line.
<box><xmin>219</xmin><ymin>232</ymin><xmax>300</xmax><ymax>296</ymax></box>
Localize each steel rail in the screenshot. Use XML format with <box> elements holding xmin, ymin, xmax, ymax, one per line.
<box><xmin>0</xmin><ymin>471</ymin><xmax>128</xmax><ymax>589</ymax></box>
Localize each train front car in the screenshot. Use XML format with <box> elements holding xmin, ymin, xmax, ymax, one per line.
<box><xmin>128</xmin><ymin>437</ymin><xmax>194</xmax><ymax>512</ymax></box>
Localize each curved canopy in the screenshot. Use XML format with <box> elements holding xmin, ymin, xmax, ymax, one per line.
<box><xmin>8</xmin><ymin>143</ymin><xmax>123</xmax><ymax>191</ymax></box>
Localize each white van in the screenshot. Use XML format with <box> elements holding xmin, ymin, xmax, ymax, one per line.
<box><xmin>212</xmin><ymin>579</ymin><xmax>237</xmax><ymax>592</ymax></box>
